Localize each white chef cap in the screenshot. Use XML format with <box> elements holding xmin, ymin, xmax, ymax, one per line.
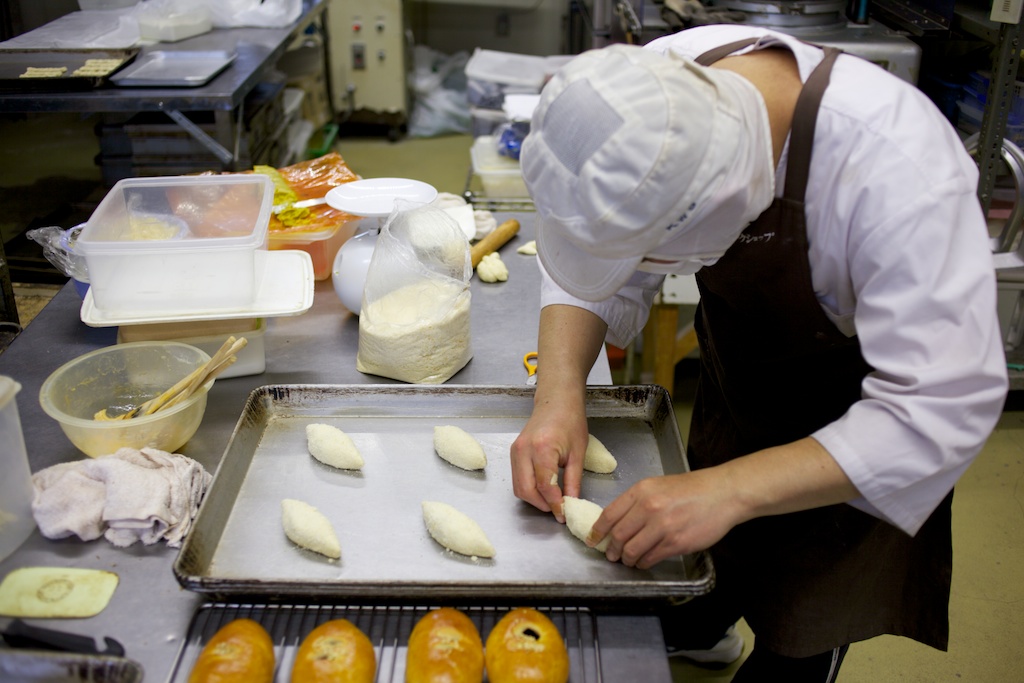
<box><xmin>521</xmin><ymin>43</ymin><xmax>775</xmax><ymax>301</ymax></box>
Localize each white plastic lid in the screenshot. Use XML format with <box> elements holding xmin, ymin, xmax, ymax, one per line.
<box><xmin>465</xmin><ymin>48</ymin><xmax>548</xmax><ymax>89</ymax></box>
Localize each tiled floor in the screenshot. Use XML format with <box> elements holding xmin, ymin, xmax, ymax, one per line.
<box><xmin>3</xmin><ymin>114</ymin><xmax>1022</xmax><ymax>681</ymax></box>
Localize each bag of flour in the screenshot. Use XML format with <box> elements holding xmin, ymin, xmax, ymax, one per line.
<box><xmin>356</xmin><ymin>202</ymin><xmax>472</xmax><ymax>383</ymax></box>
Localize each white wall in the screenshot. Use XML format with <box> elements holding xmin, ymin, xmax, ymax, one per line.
<box><xmin>408</xmin><ymin>0</ymin><xmax>570</xmax><ymax>57</ymax></box>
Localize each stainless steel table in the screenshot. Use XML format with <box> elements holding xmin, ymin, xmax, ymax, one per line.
<box><xmin>0</xmin><ymin>213</ymin><xmax>673</xmax><ymax>682</ymax></box>
<box><xmin>0</xmin><ymin>0</ymin><xmax>329</xmax><ymax>166</ymax></box>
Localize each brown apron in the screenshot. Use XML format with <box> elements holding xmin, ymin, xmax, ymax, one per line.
<box><xmin>686</xmin><ymin>39</ymin><xmax>953</xmax><ymax>657</ymax></box>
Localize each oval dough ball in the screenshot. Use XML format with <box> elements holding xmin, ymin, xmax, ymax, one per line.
<box><xmin>188</xmin><ymin>618</ymin><xmax>274</xmax><ymax>683</ymax></box>
<box><xmin>433</xmin><ymin>425</ymin><xmax>487</xmax><ymax>471</ymax></box>
<box><xmin>562</xmin><ymin>496</ymin><xmax>610</xmax><ymax>553</ymax></box>
<box><xmin>422</xmin><ymin>501</ymin><xmax>496</xmax><ymax>558</ymax></box>
<box><xmin>307</xmin><ymin>423</ymin><xmax>364</xmax><ymax>470</ymax></box>
<box><xmin>582</xmin><ymin>434</ymin><xmax>617</xmax><ymax>474</ymax></box>
<box><xmin>281</xmin><ymin>498</ymin><xmax>342</xmax><ymax>559</ymax></box>
<box><xmin>291</xmin><ymin>619</ymin><xmax>376</xmax><ymax>683</ymax></box>
<box><xmin>484</xmin><ymin>608</ymin><xmax>569</xmax><ymax>683</ymax></box>
<box><xmin>406</xmin><ymin>607</ymin><xmax>484</xmax><ymax>683</ymax></box>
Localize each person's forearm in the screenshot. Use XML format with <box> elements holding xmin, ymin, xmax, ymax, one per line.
<box><xmin>720</xmin><ymin>437</ymin><xmax>861</xmax><ymax>525</ymax></box>
<box><xmin>534</xmin><ymin>304</ymin><xmax>608</xmax><ymax>403</ymax></box>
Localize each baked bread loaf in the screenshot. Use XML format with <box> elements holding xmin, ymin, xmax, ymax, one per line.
<box><xmin>484</xmin><ymin>608</ymin><xmax>569</xmax><ymax>683</ymax></box>
<box><xmin>405</xmin><ymin>607</ymin><xmax>484</xmax><ymax>683</ymax></box>
<box><xmin>187</xmin><ymin>618</ymin><xmax>274</xmax><ymax>683</ymax></box>
<box><xmin>292</xmin><ymin>619</ymin><xmax>376</xmax><ymax>683</ymax></box>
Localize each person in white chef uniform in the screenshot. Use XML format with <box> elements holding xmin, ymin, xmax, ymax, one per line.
<box><xmin>509</xmin><ymin>24</ymin><xmax>1009</xmax><ymax>682</ymax></box>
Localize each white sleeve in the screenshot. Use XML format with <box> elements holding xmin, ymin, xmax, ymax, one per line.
<box><xmin>812</xmin><ymin>177</ymin><xmax>1008</xmax><ymax>536</ymax></box>
<box><xmin>539</xmin><ymin>259</ymin><xmax>664</xmax><ymax>348</ymax></box>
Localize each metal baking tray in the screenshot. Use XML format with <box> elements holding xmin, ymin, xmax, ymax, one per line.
<box><xmin>0</xmin><ymin>650</ymin><xmax>144</xmax><ymax>683</ymax></box>
<box><xmin>110</xmin><ymin>50</ymin><xmax>235</xmax><ymax>87</ymax></box>
<box><xmin>0</xmin><ymin>48</ymin><xmax>137</xmax><ymax>90</ymax></box>
<box><xmin>168</xmin><ymin>603</ymin><xmax>599</xmax><ymax>683</ymax></box>
<box><xmin>174</xmin><ymin>385</ymin><xmax>714</xmax><ymax>603</ymax></box>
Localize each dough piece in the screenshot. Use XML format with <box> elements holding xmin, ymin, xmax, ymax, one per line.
<box><xmin>477</xmin><ymin>252</ymin><xmax>508</xmax><ymax>283</ymax></box>
<box><xmin>281</xmin><ymin>498</ymin><xmax>341</xmax><ymax>559</ymax></box>
<box><xmin>516</xmin><ymin>240</ymin><xmax>537</xmax><ymax>255</ymax></box>
<box><xmin>291</xmin><ymin>619</ymin><xmax>376</xmax><ymax>683</ymax></box>
<box><xmin>422</xmin><ymin>501</ymin><xmax>496</xmax><ymax>558</ymax></box>
<box><xmin>433</xmin><ymin>425</ymin><xmax>487</xmax><ymax>471</ymax></box>
<box><xmin>406</xmin><ymin>607</ymin><xmax>485</xmax><ymax>683</ymax></box>
<box><xmin>20</xmin><ymin>66</ymin><xmax>67</xmax><ymax>78</ymax></box>
<box><xmin>562</xmin><ymin>496</ymin><xmax>610</xmax><ymax>553</ymax></box>
<box><xmin>306</xmin><ymin>423</ymin><xmax>364</xmax><ymax>470</ymax></box>
<box><xmin>484</xmin><ymin>608</ymin><xmax>569</xmax><ymax>683</ymax></box>
<box><xmin>188</xmin><ymin>618</ymin><xmax>274</xmax><ymax>683</ymax></box>
<box><xmin>582</xmin><ymin>434</ymin><xmax>617</xmax><ymax>474</ymax></box>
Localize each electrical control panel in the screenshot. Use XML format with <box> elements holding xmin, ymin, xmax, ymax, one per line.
<box><xmin>328</xmin><ymin>0</ymin><xmax>409</xmax><ymax>135</ymax></box>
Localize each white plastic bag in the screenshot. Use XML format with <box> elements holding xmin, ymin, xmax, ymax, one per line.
<box><xmin>408</xmin><ymin>45</ymin><xmax>471</xmax><ymax>138</ymax></box>
<box><xmin>207</xmin><ymin>0</ymin><xmax>300</xmax><ymax>28</ymax></box>
<box><xmin>356</xmin><ymin>202</ymin><xmax>472</xmax><ymax>384</ymax></box>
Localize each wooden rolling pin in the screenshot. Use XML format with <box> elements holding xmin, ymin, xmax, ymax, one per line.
<box><xmin>470</xmin><ymin>218</ymin><xmax>520</xmax><ymax>269</ymax></box>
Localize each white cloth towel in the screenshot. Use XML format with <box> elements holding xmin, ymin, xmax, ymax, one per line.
<box><xmin>31</xmin><ymin>447</ymin><xmax>211</xmax><ymax>548</ymax></box>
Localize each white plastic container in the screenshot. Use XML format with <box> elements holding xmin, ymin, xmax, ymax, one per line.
<box><xmin>471</xmin><ymin>135</ymin><xmax>528</xmax><ymax>198</ymax></box>
<box><xmin>77</xmin><ymin>175</ymin><xmax>274</xmax><ymax>315</ymax></box>
<box><xmin>0</xmin><ymin>376</ymin><xmax>36</xmax><ymax>563</ymax></box>
<box><xmin>117</xmin><ymin>318</ymin><xmax>267</xmax><ymax>378</ymax></box>
<box><xmin>137</xmin><ymin>8</ymin><xmax>212</xmax><ymax>43</ymax></box>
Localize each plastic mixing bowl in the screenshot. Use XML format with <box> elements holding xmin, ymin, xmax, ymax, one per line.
<box><xmin>39</xmin><ymin>342</ymin><xmax>212</xmax><ymax>457</ymax></box>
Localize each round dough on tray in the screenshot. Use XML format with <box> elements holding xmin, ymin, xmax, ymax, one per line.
<box><xmin>583</xmin><ymin>434</ymin><xmax>617</xmax><ymax>474</ymax></box>
<box><xmin>433</xmin><ymin>425</ymin><xmax>487</xmax><ymax>471</ymax></box>
<box><xmin>281</xmin><ymin>498</ymin><xmax>341</xmax><ymax>559</ymax></box>
<box><xmin>562</xmin><ymin>496</ymin><xmax>610</xmax><ymax>553</ymax></box>
<box><xmin>422</xmin><ymin>501</ymin><xmax>496</xmax><ymax>558</ymax></box>
<box><xmin>306</xmin><ymin>423</ymin><xmax>364</xmax><ymax>470</ymax></box>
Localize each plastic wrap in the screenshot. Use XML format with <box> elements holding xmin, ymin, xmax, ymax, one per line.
<box><xmin>248</xmin><ymin>152</ymin><xmax>361</xmax><ymax>235</ymax></box>
<box><xmin>26</xmin><ymin>225</ymin><xmax>90</xmax><ymax>282</ymax></box>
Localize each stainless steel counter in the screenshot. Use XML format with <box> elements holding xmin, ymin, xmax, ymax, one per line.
<box><xmin>0</xmin><ymin>214</ymin><xmax>674</xmax><ymax>682</ymax></box>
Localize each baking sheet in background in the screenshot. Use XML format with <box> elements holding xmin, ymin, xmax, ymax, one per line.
<box><xmin>110</xmin><ymin>50</ymin><xmax>235</xmax><ymax>87</ymax></box>
<box><xmin>167</xmin><ymin>603</ymin><xmax>599</xmax><ymax>683</ymax></box>
<box><xmin>0</xmin><ymin>48</ymin><xmax>137</xmax><ymax>90</ymax></box>
<box><xmin>0</xmin><ymin>650</ymin><xmax>144</xmax><ymax>683</ymax></box>
<box><xmin>174</xmin><ymin>385</ymin><xmax>714</xmax><ymax>602</ymax></box>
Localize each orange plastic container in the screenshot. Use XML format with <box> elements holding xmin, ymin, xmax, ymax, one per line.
<box><xmin>268</xmin><ymin>220</ymin><xmax>357</xmax><ymax>281</ymax></box>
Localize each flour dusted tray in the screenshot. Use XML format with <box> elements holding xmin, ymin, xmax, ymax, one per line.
<box><xmin>174</xmin><ymin>385</ymin><xmax>714</xmax><ymax>603</ymax></box>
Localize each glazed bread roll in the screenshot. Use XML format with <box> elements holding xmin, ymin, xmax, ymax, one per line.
<box><xmin>405</xmin><ymin>607</ymin><xmax>484</xmax><ymax>683</ymax></box>
<box><xmin>292</xmin><ymin>619</ymin><xmax>376</xmax><ymax>683</ymax></box>
<box><xmin>187</xmin><ymin>618</ymin><xmax>274</xmax><ymax>683</ymax></box>
<box><xmin>484</xmin><ymin>608</ymin><xmax>569</xmax><ymax>683</ymax></box>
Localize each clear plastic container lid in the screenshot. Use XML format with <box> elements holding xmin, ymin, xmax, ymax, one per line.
<box><xmin>78</xmin><ymin>175</ymin><xmax>274</xmax><ymax>254</ymax></box>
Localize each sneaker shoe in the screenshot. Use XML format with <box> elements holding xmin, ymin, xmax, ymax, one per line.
<box><xmin>666</xmin><ymin>625</ymin><xmax>744</xmax><ymax>666</ymax></box>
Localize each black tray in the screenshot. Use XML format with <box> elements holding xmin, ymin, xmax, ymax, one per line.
<box><xmin>0</xmin><ymin>48</ymin><xmax>138</xmax><ymax>90</ymax></box>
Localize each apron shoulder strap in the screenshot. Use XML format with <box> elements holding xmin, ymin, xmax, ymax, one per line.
<box><xmin>695</xmin><ymin>38</ymin><xmax>758</xmax><ymax>67</ymax></box>
<box><xmin>783</xmin><ymin>47</ymin><xmax>841</xmax><ymax>201</ymax></box>
<box><xmin>695</xmin><ymin>38</ymin><xmax>842</xmax><ymax>203</ymax></box>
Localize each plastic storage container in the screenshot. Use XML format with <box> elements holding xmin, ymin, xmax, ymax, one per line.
<box><xmin>269</xmin><ymin>220</ymin><xmax>358</xmax><ymax>281</ymax></box>
<box><xmin>117</xmin><ymin>318</ymin><xmax>267</xmax><ymax>377</ymax></box>
<box><xmin>471</xmin><ymin>135</ymin><xmax>528</xmax><ymax>198</ymax></box>
<box><xmin>0</xmin><ymin>376</ymin><xmax>36</xmax><ymax>563</ymax></box>
<box><xmin>77</xmin><ymin>175</ymin><xmax>274</xmax><ymax>315</ymax></box>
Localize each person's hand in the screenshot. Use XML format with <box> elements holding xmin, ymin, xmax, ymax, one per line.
<box><xmin>588</xmin><ymin>468</ymin><xmax>741</xmax><ymax>569</ymax></box>
<box><xmin>510</xmin><ymin>407</ymin><xmax>589</xmax><ymax>523</ymax></box>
